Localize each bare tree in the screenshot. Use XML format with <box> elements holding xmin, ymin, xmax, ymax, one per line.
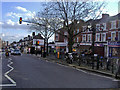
<box><xmin>28</xmin><ymin>8</ymin><xmax>56</xmax><ymax>56</ymax></box>
<box><xmin>42</xmin><ymin>0</ymin><xmax>106</xmax><ymax>53</ymax></box>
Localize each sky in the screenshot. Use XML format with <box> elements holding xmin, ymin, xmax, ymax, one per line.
<box><xmin>0</xmin><ymin>0</ymin><xmax>119</xmax><ymax>43</ymax></box>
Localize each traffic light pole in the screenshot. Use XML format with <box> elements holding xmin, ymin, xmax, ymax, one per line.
<box><xmin>43</xmin><ymin>38</ymin><xmax>46</xmax><ymax>58</ymax></box>
<box><xmin>19</xmin><ymin>17</ymin><xmax>48</xmax><ymax>57</ymax></box>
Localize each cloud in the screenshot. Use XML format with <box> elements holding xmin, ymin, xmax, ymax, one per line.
<box><xmin>15</xmin><ymin>6</ymin><xmax>28</xmax><ymax>12</ymax></box>
<box><xmin>25</xmin><ymin>11</ymin><xmax>36</xmax><ymax>18</ymax></box>
<box><xmin>6</xmin><ymin>12</ymin><xmax>21</xmax><ymax>18</ymax></box>
<box><xmin>0</xmin><ymin>22</ymin><xmax>4</xmax><ymax>25</ymax></box>
<box><xmin>1</xmin><ymin>19</ymin><xmax>30</xmax><ymax>30</ymax></box>
<box><xmin>7</xmin><ymin>19</ymin><xmax>15</xmax><ymax>26</ymax></box>
<box><xmin>6</xmin><ymin>10</ymin><xmax>36</xmax><ymax>19</ymax></box>
<box><xmin>1</xmin><ymin>33</ymin><xmax>25</xmax><ymax>43</ymax></box>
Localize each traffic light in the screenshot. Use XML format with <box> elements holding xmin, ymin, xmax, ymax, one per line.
<box><xmin>36</xmin><ymin>41</ymin><xmax>40</xmax><ymax>46</ymax></box>
<box><xmin>19</xmin><ymin>17</ymin><xmax>22</xmax><ymax>24</ymax></box>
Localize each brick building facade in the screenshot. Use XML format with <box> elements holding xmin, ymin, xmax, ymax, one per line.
<box><xmin>80</xmin><ymin>13</ymin><xmax>120</xmax><ymax>57</ymax></box>
<box><xmin>54</xmin><ymin>13</ymin><xmax>120</xmax><ymax>58</ymax></box>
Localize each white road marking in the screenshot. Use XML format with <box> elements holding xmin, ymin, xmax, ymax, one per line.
<box><xmin>112</xmin><ymin>79</ymin><xmax>120</xmax><ymax>81</ymax></box>
<box><xmin>0</xmin><ymin>84</ymin><xmax>16</xmax><ymax>87</ymax></box>
<box><xmin>9</xmin><ymin>58</ymin><xmax>12</xmax><ymax>60</ymax></box>
<box><xmin>0</xmin><ymin>58</ymin><xmax>16</xmax><ymax>87</ymax></box>
<box><xmin>75</xmin><ymin>68</ymin><xmax>88</xmax><ymax>74</ymax></box>
<box><xmin>57</xmin><ymin>63</ymin><xmax>71</xmax><ymax>68</ymax></box>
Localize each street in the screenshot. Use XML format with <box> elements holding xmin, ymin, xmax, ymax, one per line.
<box><xmin>1</xmin><ymin>54</ymin><xmax>120</xmax><ymax>88</ymax></box>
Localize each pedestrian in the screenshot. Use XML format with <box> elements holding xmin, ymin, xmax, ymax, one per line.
<box><xmin>96</xmin><ymin>55</ymin><xmax>100</xmax><ymax>70</ymax></box>
<box><xmin>100</xmin><ymin>56</ymin><xmax>103</xmax><ymax>68</ymax></box>
<box><xmin>40</xmin><ymin>49</ymin><xmax>42</xmax><ymax>57</ymax></box>
<box><xmin>107</xmin><ymin>58</ymin><xmax>111</xmax><ymax>70</ymax></box>
<box><xmin>54</xmin><ymin>49</ymin><xmax>56</xmax><ymax>57</ymax></box>
<box><xmin>35</xmin><ymin>48</ymin><xmax>38</xmax><ymax>56</ymax></box>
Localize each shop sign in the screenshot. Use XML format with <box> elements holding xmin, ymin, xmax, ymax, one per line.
<box><xmin>95</xmin><ymin>43</ymin><xmax>104</xmax><ymax>47</ymax></box>
<box><xmin>33</xmin><ymin>39</ymin><xmax>44</xmax><ymax>45</ymax></box>
<box><xmin>108</xmin><ymin>41</ymin><xmax>120</xmax><ymax>46</ymax></box>
<box><xmin>80</xmin><ymin>43</ymin><xmax>91</xmax><ymax>45</ymax></box>
<box><xmin>55</xmin><ymin>42</ymin><xmax>67</xmax><ymax>46</ymax></box>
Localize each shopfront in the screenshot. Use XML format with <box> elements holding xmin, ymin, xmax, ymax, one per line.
<box><xmin>79</xmin><ymin>43</ymin><xmax>105</xmax><ymax>57</ymax></box>
<box><xmin>108</xmin><ymin>41</ymin><xmax>120</xmax><ymax>58</ymax></box>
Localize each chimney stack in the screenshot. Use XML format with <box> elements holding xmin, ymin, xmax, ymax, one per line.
<box><xmin>32</xmin><ymin>32</ymin><xmax>35</xmax><ymax>37</ymax></box>
<box><xmin>102</xmin><ymin>14</ymin><xmax>109</xmax><ymax>19</ymax></box>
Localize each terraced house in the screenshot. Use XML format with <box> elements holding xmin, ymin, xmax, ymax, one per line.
<box><xmin>80</xmin><ymin>13</ymin><xmax>120</xmax><ymax>58</ymax></box>
<box><xmin>55</xmin><ymin>13</ymin><xmax>120</xmax><ymax>58</ymax></box>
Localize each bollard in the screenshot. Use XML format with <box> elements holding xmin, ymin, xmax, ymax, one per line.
<box><xmin>57</xmin><ymin>52</ymin><xmax>60</xmax><ymax>59</ymax></box>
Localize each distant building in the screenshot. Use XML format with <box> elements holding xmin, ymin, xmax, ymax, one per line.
<box><xmin>11</xmin><ymin>32</ymin><xmax>44</xmax><ymax>54</ymax></box>
<box><xmin>0</xmin><ymin>38</ymin><xmax>2</xmax><ymax>50</ymax></box>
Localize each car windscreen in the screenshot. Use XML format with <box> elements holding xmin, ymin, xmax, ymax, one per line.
<box><xmin>14</xmin><ymin>50</ymin><xmax>20</xmax><ymax>52</ymax></box>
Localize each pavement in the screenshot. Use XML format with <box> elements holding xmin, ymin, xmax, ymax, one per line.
<box><xmin>35</xmin><ymin>54</ymin><xmax>120</xmax><ymax>79</ymax></box>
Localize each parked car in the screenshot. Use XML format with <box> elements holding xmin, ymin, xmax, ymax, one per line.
<box><xmin>11</xmin><ymin>49</ymin><xmax>15</xmax><ymax>55</ymax></box>
<box><xmin>2</xmin><ymin>49</ymin><xmax>5</xmax><ymax>52</ymax></box>
<box><xmin>12</xmin><ymin>49</ymin><xmax>21</xmax><ymax>55</ymax></box>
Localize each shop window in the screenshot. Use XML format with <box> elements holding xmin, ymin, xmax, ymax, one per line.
<box><xmin>111</xmin><ymin>48</ymin><xmax>120</xmax><ymax>57</ymax></box>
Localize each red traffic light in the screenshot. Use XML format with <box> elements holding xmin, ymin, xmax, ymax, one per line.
<box><xmin>36</xmin><ymin>41</ymin><xmax>40</xmax><ymax>46</ymax></box>
<box><xmin>19</xmin><ymin>17</ymin><xmax>22</xmax><ymax>24</ymax></box>
<box><xmin>37</xmin><ymin>41</ymin><xmax>39</xmax><ymax>45</ymax></box>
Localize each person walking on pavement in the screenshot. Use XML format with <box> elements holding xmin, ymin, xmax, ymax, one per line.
<box><xmin>107</xmin><ymin>57</ymin><xmax>111</xmax><ymax>70</ymax></box>
<box><xmin>54</xmin><ymin>49</ymin><xmax>57</xmax><ymax>58</ymax></box>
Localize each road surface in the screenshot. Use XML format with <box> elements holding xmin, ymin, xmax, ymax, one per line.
<box><xmin>1</xmin><ymin>54</ymin><xmax>120</xmax><ymax>88</ymax></box>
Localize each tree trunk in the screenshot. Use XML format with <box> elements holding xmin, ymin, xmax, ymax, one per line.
<box><xmin>43</xmin><ymin>38</ymin><xmax>46</xmax><ymax>58</ymax></box>
<box><xmin>68</xmin><ymin>36</ymin><xmax>73</xmax><ymax>53</ymax></box>
<box><xmin>46</xmin><ymin>38</ymin><xmax>49</xmax><ymax>56</ymax></box>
